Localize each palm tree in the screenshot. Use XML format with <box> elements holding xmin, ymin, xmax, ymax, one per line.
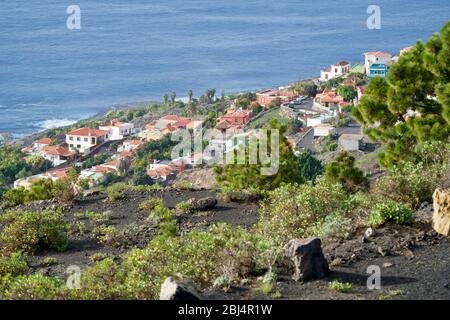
<box><xmin>169</xmin><ymin>91</ymin><xmax>176</xmax><ymax>104</ymax></box>
<box><xmin>163</xmin><ymin>94</ymin><xmax>169</xmax><ymax>105</ymax></box>
<box><xmin>187</xmin><ymin>89</ymin><xmax>193</xmax><ymax>102</ymax></box>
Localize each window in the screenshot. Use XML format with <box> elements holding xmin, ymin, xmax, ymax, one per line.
<box><xmin>77</xmin><ymin>145</ymin><xmax>81</xmax><ymax>148</ymax></box>
<box><xmin>84</xmin><ymin>138</ymin><xmax>88</xmax><ymax>142</ymax></box>
<box><xmin>69</xmin><ymin>137</ymin><xmax>73</xmax><ymax>141</ymax></box>
<box><xmin>77</xmin><ymin>137</ymin><xmax>81</xmax><ymax>141</ymax></box>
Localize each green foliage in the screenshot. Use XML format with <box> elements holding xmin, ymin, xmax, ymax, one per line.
<box><xmin>215</xmin><ymin>119</ymin><xmax>305</xmax><ymax>191</ymax></box>
<box><xmin>352</xmin><ymin>22</ymin><xmax>450</xmax><ymax>167</ymax></box>
<box><xmin>0</xmin><ymin>252</ymin><xmax>29</xmax><ymax>277</ymax></box>
<box><xmin>325</xmin><ymin>152</ymin><xmax>369</xmax><ymax>193</ymax></box>
<box><xmin>106</xmin><ymin>183</ymin><xmax>128</xmax><ymax>201</ymax></box>
<box><xmin>368</xmin><ymin>202</ymin><xmax>413</xmax><ymax>227</ymax></box>
<box><xmin>297</xmin><ymin>150</ymin><xmax>323</xmax><ymax>181</ymax></box>
<box><xmin>131</xmin><ymin>167</ymin><xmax>153</xmax><ymax>186</ymax></box>
<box><xmin>256</xmin><ymin>179</ymin><xmax>348</xmax><ymax>247</ymax></box>
<box><xmin>328</xmin><ymin>280</ymin><xmax>353</xmax><ymax>293</ymax></box>
<box><xmin>42</xmin><ymin>257</ymin><xmax>58</xmax><ymax>266</ymax></box>
<box><xmin>81</xmin><ymin>153</ymin><xmax>111</xmax><ymax>169</ymax></box>
<box><xmin>175</xmin><ymin>200</ymin><xmax>193</xmax><ymax>214</ymax></box>
<box><xmin>92</xmin><ymin>225</ymin><xmax>120</xmax><ymax>247</ymax></box>
<box><xmin>0</xmin><ymin>210</ymin><xmax>69</xmax><ymax>254</ymax></box>
<box><xmin>337</xmin><ymin>85</ymin><xmax>357</xmax><ymax>102</ymax></box>
<box><xmin>0</xmin><ymin>274</ymin><xmax>67</xmax><ymax>300</ymax></box>
<box><xmin>375</xmin><ymin>160</ymin><xmax>446</xmax><ymax>209</ymax></box>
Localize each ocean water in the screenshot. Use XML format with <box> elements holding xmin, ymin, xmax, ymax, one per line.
<box><xmin>0</xmin><ymin>0</ymin><xmax>449</xmax><ymax>135</ymax></box>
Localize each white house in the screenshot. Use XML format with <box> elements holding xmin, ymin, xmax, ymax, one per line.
<box><xmin>39</xmin><ymin>145</ymin><xmax>75</xmax><ymax>166</ymax></box>
<box><xmin>320</xmin><ymin>61</ymin><xmax>351</xmax><ymax>82</ymax></box>
<box><xmin>313</xmin><ymin>124</ymin><xmax>336</xmax><ymax>137</ymax></box>
<box><xmin>364</xmin><ymin>52</ymin><xmax>392</xmax><ymax>75</ymax></box>
<box><xmin>117</xmin><ymin>139</ymin><xmax>144</xmax><ymax>153</ymax></box>
<box><xmin>66</xmin><ymin>127</ymin><xmax>109</xmax><ymax>154</ymax></box>
<box><xmin>307</xmin><ymin>114</ymin><xmax>336</xmax><ymax>127</ymax></box>
<box><xmin>339</xmin><ymin>134</ymin><xmax>364</xmax><ymax>151</ymax></box>
<box><xmin>99</xmin><ymin>120</ymin><xmax>134</xmax><ymax>141</ymax></box>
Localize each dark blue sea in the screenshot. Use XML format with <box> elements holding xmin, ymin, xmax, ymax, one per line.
<box><xmin>0</xmin><ymin>0</ymin><xmax>449</xmax><ymax>135</ymax></box>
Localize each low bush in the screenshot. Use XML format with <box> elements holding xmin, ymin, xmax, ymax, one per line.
<box><xmin>375</xmin><ymin>161</ymin><xmax>446</xmax><ymax>209</ymax></box>
<box><xmin>106</xmin><ymin>183</ymin><xmax>128</xmax><ymax>201</ymax></box>
<box><xmin>0</xmin><ymin>210</ymin><xmax>69</xmax><ymax>254</ymax></box>
<box><xmin>328</xmin><ymin>280</ymin><xmax>353</xmax><ymax>293</ymax></box>
<box><xmin>0</xmin><ymin>274</ymin><xmax>67</xmax><ymax>300</ymax></box>
<box><xmin>0</xmin><ymin>252</ymin><xmax>29</xmax><ymax>277</ymax></box>
<box><xmin>92</xmin><ymin>225</ymin><xmax>120</xmax><ymax>247</ymax></box>
<box><xmin>368</xmin><ymin>202</ymin><xmax>413</xmax><ymax>227</ymax></box>
<box><xmin>255</xmin><ymin>179</ymin><xmax>348</xmax><ymax>247</ymax></box>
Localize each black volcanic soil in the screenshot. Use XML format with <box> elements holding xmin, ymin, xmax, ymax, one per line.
<box><xmin>11</xmin><ymin>189</ymin><xmax>258</xmax><ymax>278</ymax></box>
<box><xmin>2</xmin><ymin>190</ymin><xmax>449</xmax><ymax>300</ymax></box>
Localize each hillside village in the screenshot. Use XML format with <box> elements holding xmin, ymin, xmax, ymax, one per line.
<box><xmin>13</xmin><ymin>49</ymin><xmax>407</xmax><ymax>191</ymax></box>
<box><xmin>0</xmin><ymin>20</ymin><xmax>448</xmax><ymax>302</ymax></box>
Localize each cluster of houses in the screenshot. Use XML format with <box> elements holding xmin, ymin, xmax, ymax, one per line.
<box><xmin>14</xmin><ymin>47</ymin><xmax>414</xmax><ymax>189</ymax></box>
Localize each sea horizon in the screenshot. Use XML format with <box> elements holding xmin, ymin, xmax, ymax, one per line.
<box><xmin>1</xmin><ymin>0</ymin><xmax>449</xmax><ymax>135</ymax></box>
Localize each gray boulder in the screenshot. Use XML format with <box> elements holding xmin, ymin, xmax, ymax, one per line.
<box><xmin>187</xmin><ymin>197</ymin><xmax>217</xmax><ymax>211</ymax></box>
<box><xmin>160</xmin><ymin>277</ymin><xmax>201</xmax><ymax>300</ymax></box>
<box><xmin>284</xmin><ymin>238</ymin><xmax>330</xmax><ymax>282</ymax></box>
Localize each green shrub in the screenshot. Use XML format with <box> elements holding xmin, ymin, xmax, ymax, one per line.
<box><xmin>92</xmin><ymin>225</ymin><xmax>120</xmax><ymax>247</ymax></box>
<box><xmin>1</xmin><ymin>274</ymin><xmax>67</xmax><ymax>300</ymax></box>
<box><xmin>328</xmin><ymin>280</ymin><xmax>353</xmax><ymax>293</ymax></box>
<box><xmin>325</xmin><ymin>152</ymin><xmax>369</xmax><ymax>193</ymax></box>
<box><xmin>42</xmin><ymin>257</ymin><xmax>58</xmax><ymax>266</ymax></box>
<box><xmin>0</xmin><ymin>210</ymin><xmax>69</xmax><ymax>254</ymax></box>
<box><xmin>74</xmin><ymin>210</ymin><xmax>96</xmax><ymax>220</ymax></box>
<box><xmin>375</xmin><ymin>161</ymin><xmax>445</xmax><ymax>209</ymax></box>
<box><xmin>73</xmin><ymin>258</ymin><xmax>128</xmax><ymax>300</ymax></box>
<box><xmin>175</xmin><ymin>200</ymin><xmax>193</xmax><ymax>214</ymax></box>
<box><xmin>106</xmin><ymin>183</ymin><xmax>128</xmax><ymax>201</ymax></box>
<box><xmin>121</xmin><ymin>231</ymin><xmax>226</xmax><ymax>299</ymax></box>
<box><xmin>0</xmin><ymin>252</ymin><xmax>29</xmax><ymax>277</ymax></box>
<box><xmin>368</xmin><ymin>202</ymin><xmax>413</xmax><ymax>227</ymax></box>
<box><xmin>256</xmin><ymin>179</ymin><xmax>348</xmax><ymax>247</ymax></box>
<box><xmin>139</xmin><ymin>198</ymin><xmax>164</xmax><ymax>212</ymax></box>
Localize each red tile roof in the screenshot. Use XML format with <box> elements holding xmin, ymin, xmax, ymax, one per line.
<box><xmin>35</xmin><ymin>137</ymin><xmax>53</xmax><ymax>145</ymax></box>
<box><xmin>364</xmin><ymin>51</ymin><xmax>391</xmax><ymax>57</ymax></box>
<box><xmin>41</xmin><ymin>146</ymin><xmax>74</xmax><ymax>157</ymax></box>
<box><xmin>67</xmin><ymin>127</ymin><xmax>109</xmax><ymax>137</ymax></box>
<box><xmin>161</xmin><ymin>115</ymin><xmax>189</xmax><ymax>122</ymax></box>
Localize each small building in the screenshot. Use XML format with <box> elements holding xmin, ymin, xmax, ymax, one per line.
<box><xmin>319</xmin><ymin>61</ymin><xmax>351</xmax><ymax>82</ymax></box>
<box><xmin>339</xmin><ymin>134</ymin><xmax>364</xmax><ymax>151</ymax></box>
<box><xmin>99</xmin><ymin>120</ymin><xmax>134</xmax><ymax>141</ymax></box>
<box><xmin>368</xmin><ymin>63</ymin><xmax>390</xmax><ymax>80</ymax></box>
<box><xmin>256</xmin><ymin>89</ymin><xmax>297</xmax><ymax>107</ymax></box>
<box><xmin>39</xmin><ymin>145</ymin><xmax>75</xmax><ymax>166</ymax></box>
<box><xmin>313</xmin><ymin>124</ymin><xmax>336</xmax><ymax>137</ymax></box>
<box><xmin>356</xmin><ymin>86</ymin><xmax>367</xmax><ymax>102</ymax></box>
<box><xmin>21</xmin><ymin>137</ymin><xmax>54</xmax><ymax>155</ymax></box>
<box><xmin>313</xmin><ymin>91</ymin><xmax>344</xmax><ymax>112</ymax></box>
<box><xmin>363</xmin><ymin>51</ymin><xmax>392</xmax><ymax>75</ymax></box>
<box><xmin>306</xmin><ymin>114</ymin><xmax>336</xmax><ymax>127</ymax></box>
<box><xmin>118</xmin><ymin>139</ymin><xmax>144</xmax><ymax>153</ymax></box>
<box><xmin>66</xmin><ymin>127</ymin><xmax>109</xmax><ymax>154</ymax></box>
<box><xmin>216</xmin><ymin>108</ymin><xmax>252</xmax><ymax>134</ymax></box>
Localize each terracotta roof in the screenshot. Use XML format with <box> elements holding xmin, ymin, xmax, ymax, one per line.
<box><xmin>94</xmin><ymin>165</ymin><xmax>116</xmax><ymax>173</ymax></box>
<box><xmin>35</xmin><ymin>137</ymin><xmax>53</xmax><ymax>145</ymax></box>
<box><xmin>21</xmin><ymin>147</ymin><xmax>33</xmax><ymax>153</ymax></box>
<box><xmin>333</xmin><ymin>61</ymin><xmax>350</xmax><ymax>66</ymax></box>
<box><xmin>147</xmin><ymin>166</ymin><xmax>175</xmax><ymax>178</ymax></box>
<box><xmin>43</xmin><ymin>169</ymin><xmax>70</xmax><ymax>179</ymax></box>
<box><xmin>315</xmin><ymin>91</ymin><xmax>344</xmax><ymax>104</ymax></box>
<box><xmin>364</xmin><ymin>51</ymin><xmax>391</xmax><ymax>57</ymax></box>
<box><xmin>173</xmin><ymin>119</ymin><xmax>192</xmax><ymax>128</ymax></box>
<box><xmin>67</xmin><ymin>127</ymin><xmax>109</xmax><ymax>137</ymax></box>
<box><xmin>161</xmin><ymin>115</ymin><xmax>190</xmax><ymax>122</ymax></box>
<box><xmin>41</xmin><ymin>146</ymin><xmax>74</xmax><ymax>157</ymax></box>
